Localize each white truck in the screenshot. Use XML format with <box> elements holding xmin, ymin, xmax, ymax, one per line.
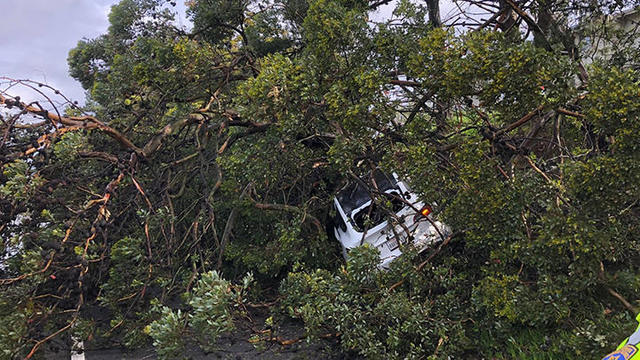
<box><xmin>329</xmin><ymin>170</ymin><xmax>450</xmax><ymax>268</ymax></box>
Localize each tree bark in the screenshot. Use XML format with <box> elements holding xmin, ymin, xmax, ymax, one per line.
<box><xmin>426</xmin><ymin>0</ymin><xmax>442</xmax><ymax>28</ymax></box>
<box><xmin>498</xmin><ymin>0</ymin><xmax>518</xmax><ymax>33</ymax></box>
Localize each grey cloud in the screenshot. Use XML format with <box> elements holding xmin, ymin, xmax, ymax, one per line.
<box><xmin>1</xmin><ymin>0</ymin><xmax>112</xmax><ymax>104</ymax></box>
<box><xmin>1</xmin><ymin>0</ymin><xmax>189</xmax><ymax>105</ymax></box>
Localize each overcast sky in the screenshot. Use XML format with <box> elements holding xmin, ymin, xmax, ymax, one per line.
<box><xmin>1</xmin><ymin>0</ymin><xmax>116</xmax><ymax>103</ymax></box>
<box><xmin>0</xmin><ymin>0</ymin><xmax>189</xmax><ymax>105</ymax></box>
<box><xmin>0</xmin><ymin>0</ymin><xmax>460</xmax><ymax>106</ymax></box>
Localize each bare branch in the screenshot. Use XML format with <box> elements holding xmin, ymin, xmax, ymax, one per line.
<box><xmin>0</xmin><ymin>93</ymin><xmax>142</xmax><ymax>154</ymax></box>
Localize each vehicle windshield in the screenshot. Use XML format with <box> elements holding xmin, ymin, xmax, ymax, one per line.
<box><xmin>336</xmin><ymin>170</ymin><xmax>400</xmax><ymax>217</ymax></box>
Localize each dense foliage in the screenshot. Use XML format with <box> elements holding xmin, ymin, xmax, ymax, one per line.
<box><xmin>1</xmin><ymin>0</ymin><xmax>640</xmax><ymax>358</ymax></box>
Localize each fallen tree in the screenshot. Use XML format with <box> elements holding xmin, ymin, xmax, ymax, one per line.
<box><xmin>1</xmin><ymin>0</ymin><xmax>639</xmax><ymax>358</ymax></box>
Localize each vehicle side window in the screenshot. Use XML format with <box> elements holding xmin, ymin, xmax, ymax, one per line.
<box><xmin>352</xmin><ymin>204</ymin><xmax>378</xmax><ymax>232</ymax></box>
<box><xmin>352</xmin><ymin>193</ymin><xmax>404</xmax><ymax>232</ymax></box>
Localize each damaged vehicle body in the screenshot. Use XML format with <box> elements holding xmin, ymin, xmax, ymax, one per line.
<box><xmin>329</xmin><ymin>170</ymin><xmax>451</xmax><ymax>268</ymax></box>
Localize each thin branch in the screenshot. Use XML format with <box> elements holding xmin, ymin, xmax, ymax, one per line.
<box><xmin>496</xmin><ymin>104</ymin><xmax>546</xmax><ymax>136</ymax></box>
<box><xmin>556</xmin><ymin>108</ymin><xmax>584</xmax><ymax>118</ymax></box>
<box><xmin>252</xmin><ymin>202</ymin><xmax>323</xmax><ymax>234</ymax></box>
<box><xmin>0</xmin><ymin>94</ymin><xmax>141</xmax><ymax>154</ymax></box>
<box><xmin>78</xmin><ymin>151</ymin><xmax>119</xmax><ymax>164</ymax></box>
<box><xmin>217</xmin><ymin>183</ymin><xmax>252</xmax><ymax>270</ymax></box>
<box><xmin>388</xmin><ymin>231</ymin><xmax>460</xmax><ymax>292</ymax></box>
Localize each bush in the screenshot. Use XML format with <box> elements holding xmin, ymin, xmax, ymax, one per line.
<box><xmin>148</xmin><ymin>271</ymin><xmax>253</xmax><ymax>359</ymax></box>
<box><xmin>281</xmin><ymin>246</ymin><xmax>458</xmax><ymax>359</ymax></box>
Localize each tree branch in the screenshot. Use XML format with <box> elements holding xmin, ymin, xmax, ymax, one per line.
<box><xmin>495</xmin><ymin>104</ymin><xmax>545</xmax><ymax>136</ymax></box>
<box><xmin>217</xmin><ymin>183</ymin><xmax>252</xmax><ymax>270</ymax></box>
<box><xmin>0</xmin><ymin>94</ymin><xmax>142</xmax><ymax>154</ymax></box>
<box><xmin>252</xmin><ymin>201</ymin><xmax>323</xmax><ymax>234</ymax></box>
<box><xmin>78</xmin><ymin>151</ymin><xmax>119</xmax><ymax>164</ymax></box>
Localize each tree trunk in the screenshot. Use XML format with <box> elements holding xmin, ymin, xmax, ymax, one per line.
<box><xmin>425</xmin><ymin>0</ymin><xmax>441</xmax><ymax>28</ymax></box>
<box><xmin>498</xmin><ymin>0</ymin><xmax>517</xmax><ymax>33</ymax></box>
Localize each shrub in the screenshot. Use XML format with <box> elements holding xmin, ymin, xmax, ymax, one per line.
<box><xmin>148</xmin><ymin>271</ymin><xmax>253</xmax><ymax>358</ymax></box>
